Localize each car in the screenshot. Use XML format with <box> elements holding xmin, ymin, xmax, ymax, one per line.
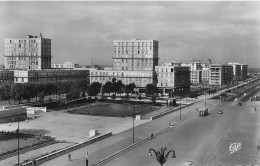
<box><xmin>218</xmin><ymin>110</ymin><xmax>223</xmax><ymax>114</ymax></box>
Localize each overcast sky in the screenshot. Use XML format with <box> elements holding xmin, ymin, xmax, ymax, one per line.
<box><xmin>0</xmin><ymin>1</ymin><xmax>260</xmax><ymax>68</ymax></box>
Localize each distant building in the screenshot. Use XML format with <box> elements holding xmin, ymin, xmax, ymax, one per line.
<box><xmin>228</xmin><ymin>62</ymin><xmax>242</xmax><ymax>81</ymax></box>
<box><xmin>155</xmin><ymin>64</ymin><xmax>190</xmax><ymax>94</ymax></box>
<box><xmin>190</xmin><ymin>70</ymin><xmax>202</xmax><ymax>84</ymax></box>
<box><xmin>51</xmin><ymin>62</ymin><xmax>78</xmax><ymax>69</ymax></box>
<box><xmin>181</xmin><ymin>61</ymin><xmax>205</xmax><ymax>71</ymax></box>
<box><xmin>201</xmin><ymin>68</ymin><xmax>210</xmax><ymax>84</ymax></box>
<box><xmin>241</xmin><ymin>64</ymin><xmax>248</xmax><ymax>80</ymax></box>
<box><xmin>209</xmin><ymin>64</ymin><xmax>233</xmax><ymax>85</ymax></box>
<box><xmin>4</xmin><ymin>34</ymin><xmax>51</xmax><ymax>70</ymax></box>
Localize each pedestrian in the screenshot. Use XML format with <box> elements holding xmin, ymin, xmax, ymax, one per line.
<box><xmin>255</xmin><ymin>107</ymin><xmax>256</xmax><ymax>111</ymax></box>
<box><xmin>32</xmin><ymin>159</ymin><xmax>36</xmax><ymax>166</ymax></box>
<box><xmin>68</xmin><ymin>153</ymin><xmax>71</xmax><ymax>161</ymax></box>
<box><xmin>150</xmin><ymin>133</ymin><xmax>154</xmax><ymax>139</ymax></box>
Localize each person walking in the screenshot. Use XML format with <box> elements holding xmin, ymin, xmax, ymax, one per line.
<box><xmin>255</xmin><ymin>107</ymin><xmax>256</xmax><ymax>111</ymax></box>
<box><xmin>68</xmin><ymin>153</ymin><xmax>71</xmax><ymax>161</ymax></box>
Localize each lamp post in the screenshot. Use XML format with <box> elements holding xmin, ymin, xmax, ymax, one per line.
<box><xmin>133</xmin><ymin>105</ymin><xmax>135</xmax><ymax>143</ymax></box>
<box><xmin>148</xmin><ymin>147</ymin><xmax>176</xmax><ymax>166</ymax></box>
<box><xmin>9</xmin><ymin>120</ymin><xmax>20</xmax><ymax>166</ymax></box>
<box><xmin>179</xmin><ymin>88</ymin><xmax>183</xmax><ymax>120</ymax></box>
<box><xmin>86</xmin><ymin>151</ymin><xmax>88</xmax><ymax>166</ymax></box>
<box><xmin>204</xmin><ymin>87</ymin><xmax>206</xmax><ymax>108</ymax></box>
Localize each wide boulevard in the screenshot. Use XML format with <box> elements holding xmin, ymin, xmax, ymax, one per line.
<box><xmin>41</xmin><ymin>80</ymin><xmax>260</xmax><ymax>166</ymax></box>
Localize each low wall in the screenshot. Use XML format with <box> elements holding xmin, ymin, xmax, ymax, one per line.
<box><xmin>21</xmin><ymin>132</ymin><xmax>112</xmax><ymax>166</ymax></box>
<box><xmin>150</xmin><ymin>102</ymin><xmax>194</xmax><ymax>120</ymax></box>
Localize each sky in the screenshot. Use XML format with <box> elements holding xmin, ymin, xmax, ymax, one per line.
<box><xmin>0</xmin><ymin>1</ymin><xmax>260</xmax><ymax>68</ymax></box>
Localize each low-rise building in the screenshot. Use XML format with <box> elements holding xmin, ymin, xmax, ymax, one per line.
<box><xmin>14</xmin><ymin>69</ymin><xmax>89</xmax><ymax>84</ymax></box>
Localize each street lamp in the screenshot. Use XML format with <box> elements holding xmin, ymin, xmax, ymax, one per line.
<box><xmin>204</xmin><ymin>87</ymin><xmax>207</xmax><ymax>108</ymax></box>
<box><xmin>179</xmin><ymin>88</ymin><xmax>183</xmax><ymax>120</ymax></box>
<box><xmin>148</xmin><ymin>147</ymin><xmax>176</xmax><ymax>166</ymax></box>
<box><xmin>86</xmin><ymin>151</ymin><xmax>88</xmax><ymax>166</ymax></box>
<box><xmin>9</xmin><ymin>120</ymin><xmax>20</xmax><ymax>166</ymax></box>
<box><xmin>132</xmin><ymin>105</ymin><xmax>135</xmax><ymax>143</ymax></box>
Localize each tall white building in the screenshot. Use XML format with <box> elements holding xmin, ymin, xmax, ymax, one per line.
<box><xmin>4</xmin><ymin>34</ymin><xmax>51</xmax><ymax>70</ymax></box>
<box><xmin>113</xmin><ymin>39</ymin><xmax>159</xmax><ymax>71</ymax></box>
<box><xmin>90</xmin><ymin>39</ymin><xmax>158</xmax><ymax>88</ymax></box>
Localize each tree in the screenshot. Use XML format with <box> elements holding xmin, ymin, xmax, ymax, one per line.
<box><xmin>78</xmin><ymin>80</ymin><xmax>88</xmax><ymax>97</ymax></box>
<box><xmin>115</xmin><ymin>80</ymin><xmax>123</xmax><ymax>96</ymax></box>
<box><xmin>23</xmin><ymin>83</ymin><xmax>35</xmax><ymax>102</ymax></box>
<box><xmin>124</xmin><ymin>83</ymin><xmax>136</xmax><ymax>97</ymax></box>
<box><xmin>11</xmin><ymin>84</ymin><xmax>25</xmax><ymax>104</ymax></box>
<box><xmin>87</xmin><ymin>82</ymin><xmax>102</xmax><ymax>96</ymax></box>
<box><xmin>102</xmin><ymin>81</ymin><xmax>113</xmax><ymax>96</ymax></box>
<box><xmin>146</xmin><ymin>84</ymin><xmax>158</xmax><ymax>97</ymax></box>
<box><xmin>44</xmin><ymin>82</ymin><xmax>55</xmax><ymax>101</ymax></box>
<box><xmin>0</xmin><ymin>85</ymin><xmax>12</xmax><ymax>104</ymax></box>
<box><xmin>67</xmin><ymin>85</ymin><xmax>80</xmax><ymax>100</ymax></box>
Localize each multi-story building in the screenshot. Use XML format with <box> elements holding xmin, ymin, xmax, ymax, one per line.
<box><xmin>113</xmin><ymin>39</ymin><xmax>158</xmax><ymax>71</ymax></box>
<box><xmin>0</xmin><ymin>70</ymin><xmax>14</xmax><ymax>86</ymax></box>
<box><xmin>90</xmin><ymin>39</ymin><xmax>158</xmax><ymax>89</ymax></box>
<box><xmin>89</xmin><ymin>69</ymin><xmax>155</xmax><ymax>87</ymax></box>
<box><xmin>201</xmin><ymin>67</ymin><xmax>210</xmax><ymax>83</ymax></box>
<box><xmin>228</xmin><ymin>62</ymin><xmax>242</xmax><ymax>81</ymax></box>
<box><xmin>4</xmin><ymin>34</ymin><xmax>51</xmax><ymax>70</ymax></box>
<box><xmin>209</xmin><ymin>64</ymin><xmax>233</xmax><ymax>85</ymax></box>
<box><xmin>181</xmin><ymin>61</ymin><xmax>205</xmax><ymax>71</ymax></box>
<box><xmin>155</xmin><ymin>63</ymin><xmax>190</xmax><ymax>94</ymax></box>
<box><xmin>14</xmin><ymin>69</ymin><xmax>89</xmax><ymax>84</ymax></box>
<box><xmin>190</xmin><ymin>70</ymin><xmax>202</xmax><ymax>84</ymax></box>
<box><xmin>241</xmin><ymin>64</ymin><xmax>248</xmax><ymax>80</ymax></box>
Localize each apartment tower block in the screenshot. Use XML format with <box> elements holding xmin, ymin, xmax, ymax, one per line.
<box><xmin>4</xmin><ymin>34</ymin><xmax>51</xmax><ymax>70</ymax></box>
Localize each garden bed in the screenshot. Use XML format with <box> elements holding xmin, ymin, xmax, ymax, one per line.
<box><xmin>67</xmin><ymin>103</ymin><xmax>158</xmax><ymax>117</ymax></box>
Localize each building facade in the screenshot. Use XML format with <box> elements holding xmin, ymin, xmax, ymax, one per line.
<box><xmin>228</xmin><ymin>62</ymin><xmax>242</xmax><ymax>81</ymax></box>
<box><xmin>209</xmin><ymin>64</ymin><xmax>233</xmax><ymax>86</ymax></box>
<box><xmin>113</xmin><ymin>39</ymin><xmax>159</xmax><ymax>71</ymax></box>
<box><xmin>241</xmin><ymin>64</ymin><xmax>248</xmax><ymax>80</ymax></box>
<box><xmin>190</xmin><ymin>70</ymin><xmax>202</xmax><ymax>84</ymax></box>
<box><xmin>89</xmin><ymin>69</ymin><xmax>155</xmax><ymax>87</ymax></box>
<box><xmin>14</xmin><ymin>69</ymin><xmax>89</xmax><ymax>84</ymax></box>
<box><xmin>201</xmin><ymin>68</ymin><xmax>210</xmax><ymax>83</ymax></box>
<box><xmin>51</xmin><ymin>62</ymin><xmax>77</xmax><ymax>69</ymax></box>
<box><xmin>155</xmin><ymin>64</ymin><xmax>190</xmax><ymax>94</ymax></box>
<box><xmin>4</xmin><ymin>34</ymin><xmax>51</xmax><ymax>70</ymax></box>
<box><xmin>0</xmin><ymin>70</ymin><xmax>14</xmax><ymax>86</ymax></box>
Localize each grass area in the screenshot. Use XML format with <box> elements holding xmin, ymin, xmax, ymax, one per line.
<box><xmin>0</xmin><ymin>129</ymin><xmax>53</xmax><ymax>155</ymax></box>
<box><xmin>67</xmin><ymin>103</ymin><xmax>157</xmax><ymax>117</ymax></box>
<box><xmin>0</xmin><ymin>133</ymin><xmax>40</xmax><ymax>154</ymax></box>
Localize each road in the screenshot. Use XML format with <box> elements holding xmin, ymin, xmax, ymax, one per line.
<box><xmin>18</xmin><ymin>78</ymin><xmax>260</xmax><ymax>166</ymax></box>
<box><xmin>101</xmin><ymin>86</ymin><xmax>260</xmax><ymax>166</ymax></box>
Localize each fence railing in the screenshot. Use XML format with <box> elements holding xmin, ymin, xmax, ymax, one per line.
<box><xmin>21</xmin><ymin>132</ymin><xmax>112</xmax><ymax>166</ymax></box>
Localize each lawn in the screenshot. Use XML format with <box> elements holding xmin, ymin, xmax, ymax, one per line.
<box><xmin>67</xmin><ymin>103</ymin><xmax>157</xmax><ymax>117</ymax></box>
<box><xmin>0</xmin><ymin>129</ymin><xmax>54</xmax><ymax>156</ymax></box>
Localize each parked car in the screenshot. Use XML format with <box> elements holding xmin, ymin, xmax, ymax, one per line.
<box><xmin>218</xmin><ymin>110</ymin><xmax>223</xmax><ymax>114</ymax></box>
